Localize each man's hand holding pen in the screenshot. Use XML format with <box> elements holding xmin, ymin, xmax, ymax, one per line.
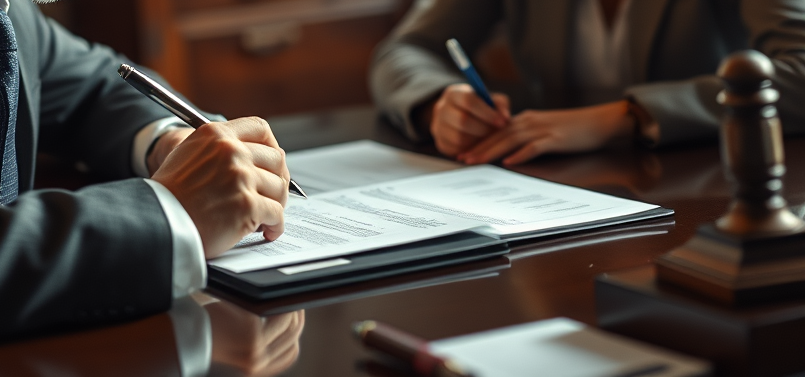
<box><xmin>118</xmin><ymin>63</ymin><xmax>310</xmax><ymax>258</ymax></box>
<box><xmin>152</xmin><ymin>117</ymin><xmax>290</xmax><ymax>259</ymax></box>
<box><xmin>119</xmin><ymin>63</ymin><xmax>307</xmax><ymax>199</ymax></box>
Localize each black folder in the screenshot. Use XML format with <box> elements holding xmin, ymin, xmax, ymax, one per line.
<box><xmin>208</xmin><ymin>231</ymin><xmax>509</xmax><ymax>300</ymax></box>
<box><xmin>207</xmin><ymin>256</ymin><xmax>511</xmax><ymax>316</ymax></box>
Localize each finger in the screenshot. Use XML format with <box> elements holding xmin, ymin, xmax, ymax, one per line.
<box><xmin>245</xmin><ymin>143</ymin><xmax>286</xmax><ymax>174</ymax></box>
<box><xmin>253</xmin><ymin>168</ymin><xmax>289</xmax><ymax>207</ymax></box>
<box><xmin>260</xmin><ymin>343</ymin><xmax>300</xmax><ymax>377</ymax></box>
<box><xmin>492</xmin><ymin>93</ymin><xmax>511</xmax><ymax>121</ymax></box>
<box><xmin>267</xmin><ymin>315</ymin><xmax>305</xmax><ymax>351</ymax></box>
<box><xmin>433</xmin><ymin>126</ymin><xmax>480</xmax><ymax>157</ymax></box>
<box><xmin>266</xmin><ymin>333</ymin><xmax>300</xmax><ymax>363</ymax></box>
<box><xmin>218</xmin><ymin>117</ymin><xmax>280</xmax><ymax>148</ymax></box>
<box><xmin>257</xmin><ymin>199</ymin><xmax>285</xmax><ymax>241</ymax></box>
<box><xmin>461</xmin><ymin>130</ymin><xmax>521</xmax><ymax>164</ymax></box>
<box><xmin>437</xmin><ymin>116</ymin><xmax>488</xmax><ymax>147</ymax></box>
<box><xmin>261</xmin><ymin>310</ymin><xmax>304</xmax><ymax>334</ymax></box>
<box><xmin>439</xmin><ymin>105</ymin><xmax>497</xmax><ymax>137</ymax></box>
<box><xmin>261</xmin><ymin>312</ymin><xmax>296</xmax><ymax>340</ymax></box>
<box><xmin>447</xmin><ymin>86</ymin><xmax>508</xmax><ymax>127</ymax></box>
<box><xmin>434</xmin><ymin>139</ymin><xmax>461</xmax><ymax>158</ymax></box>
<box><xmin>503</xmin><ymin>138</ymin><xmax>552</xmax><ymax>165</ymax></box>
<box><xmin>244</xmin><ymin>142</ymin><xmax>291</xmax><ymax>197</ymax></box>
<box><xmin>260</xmin><ymin>313</ymin><xmax>301</xmax><ymax>359</ymax></box>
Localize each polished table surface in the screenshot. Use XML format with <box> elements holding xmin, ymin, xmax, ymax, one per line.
<box><xmin>7</xmin><ymin>106</ymin><xmax>805</xmax><ymax>376</ymax></box>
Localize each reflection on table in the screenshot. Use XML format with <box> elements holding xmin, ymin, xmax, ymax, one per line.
<box><xmin>0</xmin><ymin>295</ymin><xmax>304</xmax><ymax>377</ymax></box>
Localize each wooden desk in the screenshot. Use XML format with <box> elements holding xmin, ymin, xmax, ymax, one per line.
<box><xmin>13</xmin><ymin>106</ymin><xmax>805</xmax><ymax>376</ymax></box>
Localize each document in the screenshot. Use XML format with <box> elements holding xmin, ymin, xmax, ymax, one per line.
<box><xmin>285</xmin><ymin>140</ymin><xmax>461</xmax><ymax>195</ymax></box>
<box><xmin>429</xmin><ymin>317</ymin><xmax>710</xmax><ymax>377</ymax></box>
<box><xmin>209</xmin><ymin>182</ymin><xmax>485</xmax><ymax>273</ymax></box>
<box><xmin>209</xmin><ymin>164</ymin><xmax>664</xmax><ymax>273</ymax></box>
<box><xmin>364</xmin><ymin>166</ymin><xmax>661</xmax><ymax>240</ymax></box>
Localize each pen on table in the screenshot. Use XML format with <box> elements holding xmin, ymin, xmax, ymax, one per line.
<box><xmin>353</xmin><ymin>320</ymin><xmax>476</xmax><ymax>377</ymax></box>
<box><xmin>446</xmin><ymin>38</ymin><xmax>495</xmax><ymax>109</ymax></box>
<box><xmin>117</xmin><ymin>63</ymin><xmax>308</xmax><ymax>199</ymax></box>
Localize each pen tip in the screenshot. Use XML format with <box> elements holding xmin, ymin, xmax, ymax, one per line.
<box><xmin>289</xmin><ymin>179</ymin><xmax>308</xmax><ymax>199</ymax></box>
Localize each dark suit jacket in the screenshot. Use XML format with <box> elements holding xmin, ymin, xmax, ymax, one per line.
<box><xmin>0</xmin><ymin>1</ymin><xmax>179</xmax><ymax>342</ymax></box>
<box><xmin>371</xmin><ymin>0</ymin><xmax>805</xmax><ymax>146</ymax></box>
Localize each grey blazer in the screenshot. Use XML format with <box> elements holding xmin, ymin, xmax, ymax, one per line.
<box><xmin>370</xmin><ymin>0</ymin><xmax>805</xmax><ymax>146</ymax></box>
<box><xmin>0</xmin><ymin>1</ymin><xmax>179</xmax><ymax>342</ymax></box>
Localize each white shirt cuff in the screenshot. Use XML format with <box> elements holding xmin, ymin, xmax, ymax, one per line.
<box><xmin>143</xmin><ymin>179</ymin><xmax>207</xmax><ymax>298</ymax></box>
<box><xmin>132</xmin><ymin>117</ymin><xmax>193</xmax><ymax>178</ymax></box>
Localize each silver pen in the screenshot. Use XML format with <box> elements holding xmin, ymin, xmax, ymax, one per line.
<box><xmin>118</xmin><ymin>63</ymin><xmax>307</xmax><ymax>199</ymax></box>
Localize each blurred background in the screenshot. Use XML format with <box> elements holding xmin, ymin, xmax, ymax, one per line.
<box><xmin>39</xmin><ymin>0</ymin><xmax>413</xmax><ymax>119</ymax></box>
<box><xmin>37</xmin><ymin>0</ymin><xmax>519</xmax><ymax>121</ymax></box>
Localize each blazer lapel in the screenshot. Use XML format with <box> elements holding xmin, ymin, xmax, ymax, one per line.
<box><xmin>626</xmin><ymin>0</ymin><xmax>671</xmax><ymax>83</ymax></box>
<box><xmin>9</xmin><ymin>6</ymin><xmax>38</xmax><ymax>192</ymax></box>
<box><xmin>15</xmin><ymin>48</ymin><xmax>36</xmax><ymax>191</ymax></box>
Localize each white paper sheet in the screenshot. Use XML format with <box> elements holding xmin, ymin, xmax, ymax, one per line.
<box><xmin>208</xmin><ymin>184</ymin><xmax>485</xmax><ymax>273</ymax></box>
<box><xmin>379</xmin><ymin>166</ymin><xmax>659</xmax><ymax>238</ymax></box>
<box><xmin>430</xmin><ymin>318</ymin><xmax>710</xmax><ymax>377</ymax></box>
<box><xmin>286</xmin><ymin>140</ymin><xmax>461</xmax><ymax>195</ymax></box>
<box><xmin>209</xmin><ymin>165</ymin><xmax>661</xmax><ymax>273</ymax></box>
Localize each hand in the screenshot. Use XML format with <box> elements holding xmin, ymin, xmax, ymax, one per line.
<box><xmin>459</xmin><ymin>100</ymin><xmax>636</xmax><ymax>165</ymax></box>
<box><xmin>429</xmin><ymin>83</ymin><xmax>510</xmax><ymax>157</ymax></box>
<box><xmin>206</xmin><ymin>301</ymin><xmax>304</xmax><ymax>376</ymax></box>
<box><xmin>146</xmin><ymin>127</ymin><xmax>194</xmax><ymax>176</ymax></box>
<box><xmin>151</xmin><ymin>117</ymin><xmax>290</xmax><ymax>259</ymax></box>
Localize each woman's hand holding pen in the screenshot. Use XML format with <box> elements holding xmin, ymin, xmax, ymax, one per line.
<box><xmin>432</xmin><ymin>39</ymin><xmax>632</xmax><ymax>165</ymax></box>
<box><xmin>151</xmin><ymin>117</ymin><xmax>290</xmax><ymax>259</ymax></box>
<box><xmin>428</xmin><ymin>83</ymin><xmax>510</xmax><ymax>157</ymax></box>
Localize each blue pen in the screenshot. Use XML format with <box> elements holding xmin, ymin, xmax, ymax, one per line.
<box><xmin>446</xmin><ymin>38</ymin><xmax>496</xmax><ymax>108</ymax></box>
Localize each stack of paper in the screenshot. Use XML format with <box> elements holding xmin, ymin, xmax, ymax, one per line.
<box><xmin>209</xmin><ymin>141</ymin><xmax>671</xmax><ymax>274</ymax></box>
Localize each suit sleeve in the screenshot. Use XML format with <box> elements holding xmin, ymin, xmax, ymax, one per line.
<box><xmin>369</xmin><ymin>0</ymin><xmax>503</xmax><ymax>140</ymax></box>
<box><xmin>625</xmin><ymin>0</ymin><xmax>805</xmax><ymax>146</ymax></box>
<box><xmin>0</xmin><ymin>179</ymin><xmax>173</xmax><ymax>343</ymax></box>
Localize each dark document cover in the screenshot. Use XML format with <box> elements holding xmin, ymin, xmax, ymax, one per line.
<box><xmin>208</xmin><ymin>232</ymin><xmax>508</xmax><ymax>300</ymax></box>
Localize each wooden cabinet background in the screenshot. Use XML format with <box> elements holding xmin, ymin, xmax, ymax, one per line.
<box><xmin>39</xmin><ymin>0</ymin><xmax>412</xmax><ymax>119</ymax></box>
